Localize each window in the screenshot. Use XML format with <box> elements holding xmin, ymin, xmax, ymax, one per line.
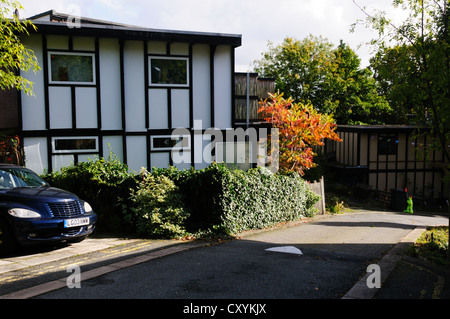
<box><xmin>49</xmin><ymin>52</ymin><xmax>95</xmax><ymax>85</ymax></box>
<box><xmin>149</xmin><ymin>57</ymin><xmax>189</xmax><ymax>86</ymax></box>
<box><xmin>52</xmin><ymin>137</ymin><xmax>98</xmax><ymax>153</ymax></box>
<box><xmin>378</xmin><ymin>134</ymin><xmax>398</xmax><ymax>155</ymax></box>
<box><xmin>151</xmin><ymin>135</ymin><xmax>190</xmax><ymax>151</ymax></box>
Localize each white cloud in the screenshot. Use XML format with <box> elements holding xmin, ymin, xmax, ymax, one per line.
<box><xmin>17</xmin><ymin>0</ymin><xmax>407</xmax><ymax>70</ymax></box>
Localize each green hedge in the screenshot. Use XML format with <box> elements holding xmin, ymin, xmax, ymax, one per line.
<box><xmin>153</xmin><ymin>163</ymin><xmax>320</xmax><ymax>235</ymax></box>
<box><xmin>43</xmin><ymin>157</ymin><xmax>320</xmax><ymax>238</ymax></box>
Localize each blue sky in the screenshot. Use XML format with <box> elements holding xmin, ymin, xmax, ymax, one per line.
<box><xmin>17</xmin><ymin>0</ymin><xmax>408</xmax><ymax>71</ymax></box>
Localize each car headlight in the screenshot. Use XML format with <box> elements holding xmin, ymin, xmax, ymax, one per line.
<box><xmin>8</xmin><ymin>208</ymin><xmax>42</xmax><ymax>218</ymax></box>
<box><xmin>82</xmin><ymin>201</ymin><xmax>93</xmax><ymax>213</ymax></box>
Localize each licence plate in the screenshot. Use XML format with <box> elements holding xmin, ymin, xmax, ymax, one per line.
<box><xmin>64</xmin><ymin>217</ymin><xmax>90</xmax><ymax>228</ymax></box>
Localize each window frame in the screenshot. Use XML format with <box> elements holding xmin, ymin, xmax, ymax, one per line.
<box><xmin>150</xmin><ymin>135</ymin><xmax>191</xmax><ymax>151</ymax></box>
<box><xmin>378</xmin><ymin>134</ymin><xmax>398</xmax><ymax>156</ymax></box>
<box><xmin>51</xmin><ymin>137</ymin><xmax>99</xmax><ymax>154</ymax></box>
<box><xmin>149</xmin><ymin>56</ymin><xmax>190</xmax><ymax>87</ymax></box>
<box><xmin>48</xmin><ymin>51</ymin><xmax>96</xmax><ymax>85</ymax></box>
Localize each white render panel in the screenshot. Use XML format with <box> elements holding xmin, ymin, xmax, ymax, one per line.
<box><xmin>148</xmin><ymin>41</ymin><xmax>166</xmax><ymax>54</ymax></box>
<box><xmin>100</xmin><ymin>38</ymin><xmax>122</xmax><ymax>130</ymax></box>
<box><xmin>126</xmin><ymin>136</ymin><xmax>147</xmax><ymax>173</ymax></box>
<box><xmin>78</xmin><ymin>154</ymin><xmax>98</xmax><ymax>162</ymax></box>
<box><xmin>170</xmin><ymin>42</ymin><xmax>189</xmax><ymax>55</ymax></box>
<box><xmin>124</xmin><ymin>41</ymin><xmax>146</xmax><ymax>132</ymax></box>
<box><xmin>49</xmin><ymin>87</ymin><xmax>72</xmax><ymax>129</ymax></box>
<box><xmin>52</xmin><ymin>155</ymin><xmax>74</xmax><ymax>172</ymax></box>
<box><xmin>194</xmin><ymin>133</ymin><xmax>212</xmax><ymax>170</ymax></box>
<box><xmin>192</xmin><ymin>44</ymin><xmax>211</xmax><ymax>128</ymax></box>
<box><xmin>151</xmin><ymin>152</ymin><xmax>170</xmax><ymax>169</ymax></box>
<box><xmin>73</xmin><ymin>37</ymin><xmax>95</xmax><ymax>51</ymax></box>
<box><xmin>214</xmin><ymin>45</ymin><xmax>232</xmax><ymax>129</ymax></box>
<box><xmin>23</xmin><ymin>137</ymin><xmax>48</xmax><ymax>174</ymax></box>
<box><xmin>21</xmin><ymin>35</ymin><xmax>46</xmax><ymax>131</ymax></box>
<box><xmin>46</xmin><ymin>35</ymin><xmax>69</xmax><ymax>50</ymax></box>
<box><xmin>171</xmin><ymin>89</ymin><xmax>190</xmax><ymax>128</ymax></box>
<box><xmin>76</xmin><ymin>87</ymin><xmax>97</xmax><ymax>128</ymax></box>
<box><xmin>103</xmin><ymin>136</ymin><xmax>124</xmax><ymax>162</ymax></box>
<box><xmin>148</xmin><ymin>89</ymin><xmax>168</xmax><ymax>129</ymax></box>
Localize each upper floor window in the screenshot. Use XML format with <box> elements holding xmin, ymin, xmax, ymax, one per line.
<box><xmin>149</xmin><ymin>57</ymin><xmax>189</xmax><ymax>87</ymax></box>
<box><xmin>49</xmin><ymin>52</ymin><xmax>96</xmax><ymax>85</ymax></box>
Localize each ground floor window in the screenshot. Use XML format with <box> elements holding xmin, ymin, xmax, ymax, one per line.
<box><xmin>150</xmin><ymin>135</ymin><xmax>190</xmax><ymax>151</ymax></box>
<box><xmin>52</xmin><ymin>137</ymin><xmax>98</xmax><ymax>153</ymax></box>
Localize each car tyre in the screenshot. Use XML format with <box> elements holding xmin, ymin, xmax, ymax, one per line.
<box><xmin>0</xmin><ymin>218</ymin><xmax>18</xmax><ymax>256</ymax></box>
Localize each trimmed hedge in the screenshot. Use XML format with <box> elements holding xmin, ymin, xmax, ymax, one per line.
<box><xmin>153</xmin><ymin>163</ymin><xmax>320</xmax><ymax>235</ymax></box>
<box><xmin>43</xmin><ymin>157</ymin><xmax>320</xmax><ymax>238</ymax></box>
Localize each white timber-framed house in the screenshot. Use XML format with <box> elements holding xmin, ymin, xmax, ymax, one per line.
<box><xmin>7</xmin><ymin>10</ymin><xmax>242</xmax><ymax>174</ymax></box>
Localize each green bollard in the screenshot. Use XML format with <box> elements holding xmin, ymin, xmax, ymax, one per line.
<box><xmin>403</xmin><ymin>196</ymin><xmax>414</xmax><ymax>214</ymax></box>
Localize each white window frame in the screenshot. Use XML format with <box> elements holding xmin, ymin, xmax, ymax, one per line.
<box><xmin>150</xmin><ymin>135</ymin><xmax>191</xmax><ymax>151</ymax></box>
<box><xmin>51</xmin><ymin>137</ymin><xmax>99</xmax><ymax>154</ymax></box>
<box><xmin>48</xmin><ymin>51</ymin><xmax>96</xmax><ymax>85</ymax></box>
<box><xmin>149</xmin><ymin>56</ymin><xmax>190</xmax><ymax>87</ymax></box>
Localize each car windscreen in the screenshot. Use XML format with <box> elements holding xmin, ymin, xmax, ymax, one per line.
<box><xmin>0</xmin><ymin>168</ymin><xmax>48</xmax><ymax>189</ymax></box>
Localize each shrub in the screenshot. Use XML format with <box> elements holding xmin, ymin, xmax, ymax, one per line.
<box><xmin>409</xmin><ymin>226</ymin><xmax>449</xmax><ymax>266</ymax></box>
<box><xmin>43</xmin><ymin>156</ymin><xmax>320</xmax><ymax>238</ymax></box>
<box><xmin>42</xmin><ymin>152</ymin><xmax>136</xmax><ymax>233</ymax></box>
<box><xmin>125</xmin><ymin>171</ymin><xmax>189</xmax><ymax>238</ymax></box>
<box><xmin>154</xmin><ymin>163</ymin><xmax>320</xmax><ymax>235</ymax></box>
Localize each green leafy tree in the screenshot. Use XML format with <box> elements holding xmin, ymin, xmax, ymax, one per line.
<box><xmin>353</xmin><ymin>0</ymin><xmax>449</xmax><ymax>163</ymax></box>
<box><xmin>253</xmin><ymin>35</ymin><xmax>391</xmax><ymax>124</ymax></box>
<box><xmin>327</xmin><ymin>42</ymin><xmax>392</xmax><ymax>124</ymax></box>
<box><xmin>370</xmin><ymin>44</ymin><xmax>425</xmax><ymax>123</ymax></box>
<box><xmin>0</xmin><ymin>0</ymin><xmax>40</xmax><ymax>95</ymax></box>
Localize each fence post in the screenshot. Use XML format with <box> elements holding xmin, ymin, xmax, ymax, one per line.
<box><xmin>307</xmin><ymin>176</ymin><xmax>326</xmax><ymax>215</ymax></box>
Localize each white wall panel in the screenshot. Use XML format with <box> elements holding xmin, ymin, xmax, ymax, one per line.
<box><xmin>148</xmin><ymin>89</ymin><xmax>168</xmax><ymax>129</ymax></box>
<box><xmin>126</xmin><ymin>136</ymin><xmax>147</xmax><ymax>173</ymax></box>
<box><xmin>76</xmin><ymin>87</ymin><xmax>97</xmax><ymax>128</ymax></box>
<box><xmin>192</xmin><ymin>44</ymin><xmax>211</xmax><ymax>129</ymax></box>
<box><xmin>124</xmin><ymin>41</ymin><xmax>146</xmax><ymax>132</ymax></box>
<box><xmin>21</xmin><ymin>35</ymin><xmax>46</xmax><ymax>131</ymax></box>
<box><xmin>23</xmin><ymin>137</ymin><xmax>48</xmax><ymax>174</ymax></box>
<box><xmin>100</xmin><ymin>38</ymin><xmax>122</xmax><ymax>130</ymax></box>
<box><xmin>52</xmin><ymin>155</ymin><xmax>74</xmax><ymax>172</ymax></box>
<box><xmin>148</xmin><ymin>41</ymin><xmax>166</xmax><ymax>54</ymax></box>
<box><xmin>49</xmin><ymin>87</ymin><xmax>72</xmax><ymax>129</ymax></box>
<box><xmin>73</xmin><ymin>37</ymin><xmax>95</xmax><ymax>51</ymax></box>
<box><xmin>214</xmin><ymin>45</ymin><xmax>232</xmax><ymax>129</ymax></box>
<box><xmin>151</xmin><ymin>152</ymin><xmax>170</xmax><ymax>169</ymax></box>
<box><xmin>46</xmin><ymin>35</ymin><xmax>69</xmax><ymax>50</ymax></box>
<box><xmin>103</xmin><ymin>136</ymin><xmax>123</xmax><ymax>162</ymax></box>
<box><xmin>171</xmin><ymin>90</ymin><xmax>190</xmax><ymax>128</ymax></box>
<box><xmin>171</xmin><ymin>43</ymin><xmax>189</xmax><ymax>55</ymax></box>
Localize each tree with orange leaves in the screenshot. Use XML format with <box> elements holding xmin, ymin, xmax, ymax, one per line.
<box><xmin>258</xmin><ymin>92</ymin><xmax>341</xmax><ymax>175</ymax></box>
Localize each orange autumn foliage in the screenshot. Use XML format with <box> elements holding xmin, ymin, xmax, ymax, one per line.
<box><xmin>258</xmin><ymin>92</ymin><xmax>341</xmax><ymax>175</ymax></box>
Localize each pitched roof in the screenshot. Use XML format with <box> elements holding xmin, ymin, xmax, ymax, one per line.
<box><xmin>25</xmin><ymin>10</ymin><xmax>242</xmax><ymax>47</ymax></box>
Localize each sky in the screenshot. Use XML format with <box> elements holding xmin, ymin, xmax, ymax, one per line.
<box><xmin>15</xmin><ymin>0</ymin><xmax>409</xmax><ymax>71</ymax></box>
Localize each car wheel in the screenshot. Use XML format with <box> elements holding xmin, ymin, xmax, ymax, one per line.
<box><xmin>0</xmin><ymin>218</ymin><xmax>18</xmax><ymax>256</ymax></box>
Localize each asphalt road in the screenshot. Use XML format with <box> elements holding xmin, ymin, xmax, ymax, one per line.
<box><xmin>25</xmin><ymin>210</ymin><xmax>448</xmax><ymax>300</ymax></box>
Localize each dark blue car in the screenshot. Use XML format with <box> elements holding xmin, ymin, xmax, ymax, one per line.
<box><xmin>0</xmin><ymin>164</ymin><xmax>97</xmax><ymax>255</ymax></box>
